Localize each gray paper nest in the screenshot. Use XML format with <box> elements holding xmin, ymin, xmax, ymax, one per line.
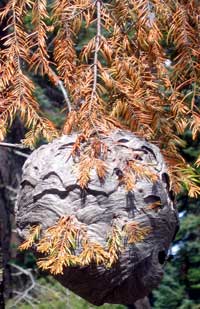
<box><xmin>16</xmin><ymin>130</ymin><xmax>179</xmax><ymax>306</ymax></box>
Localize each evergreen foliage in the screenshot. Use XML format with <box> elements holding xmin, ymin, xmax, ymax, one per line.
<box><xmin>0</xmin><ymin>0</ymin><xmax>199</xmax><ymax>197</ymax></box>
<box><xmin>153</xmin><ymin>133</ymin><xmax>200</xmax><ymax>308</ymax></box>
<box><xmin>0</xmin><ymin>0</ymin><xmax>199</xmax><ymax>306</ymax></box>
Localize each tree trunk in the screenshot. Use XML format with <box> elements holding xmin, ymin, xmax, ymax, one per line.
<box><xmin>0</xmin><ymin>119</ymin><xmax>25</xmax><ymax>300</ymax></box>
<box><xmin>0</xmin><ymin>221</ymin><xmax>5</xmax><ymax>309</ymax></box>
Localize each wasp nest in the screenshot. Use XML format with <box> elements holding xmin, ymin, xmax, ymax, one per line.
<box><xmin>16</xmin><ymin>130</ymin><xmax>179</xmax><ymax>306</ymax></box>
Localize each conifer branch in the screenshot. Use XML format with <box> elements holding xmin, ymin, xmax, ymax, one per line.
<box><xmin>29</xmin><ymin>0</ymin><xmax>49</xmax><ymax>75</ymax></box>
<box><xmin>0</xmin><ymin>142</ymin><xmax>28</xmax><ymax>149</ymax></box>
<box><xmin>57</xmin><ymin>80</ymin><xmax>72</xmax><ymax>113</ymax></box>
<box><xmin>13</xmin><ymin>150</ymin><xmax>29</xmax><ymax>158</ymax></box>
<box><xmin>89</xmin><ymin>0</ymin><xmax>101</xmax><ymax>114</ymax></box>
<box><xmin>10</xmin><ymin>263</ymin><xmax>36</xmax><ymax>307</ymax></box>
<box><xmin>0</xmin><ymin>0</ymin><xmax>199</xmax><ymax>196</ymax></box>
<box><xmin>48</xmin><ymin>67</ymin><xmax>72</xmax><ymax>112</ymax></box>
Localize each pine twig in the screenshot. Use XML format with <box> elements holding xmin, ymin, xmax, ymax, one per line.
<box><xmin>89</xmin><ymin>0</ymin><xmax>101</xmax><ymax>114</ymax></box>
<box><xmin>48</xmin><ymin>68</ymin><xmax>72</xmax><ymax>112</ymax></box>
<box><xmin>0</xmin><ymin>142</ymin><xmax>29</xmax><ymax>149</ymax></box>
<box><xmin>10</xmin><ymin>264</ymin><xmax>36</xmax><ymax>307</ymax></box>
<box><xmin>13</xmin><ymin>150</ymin><xmax>29</xmax><ymax>158</ymax></box>
<box><xmin>57</xmin><ymin>80</ymin><xmax>72</xmax><ymax>112</ymax></box>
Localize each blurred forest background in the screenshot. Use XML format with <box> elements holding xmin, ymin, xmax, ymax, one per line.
<box><xmin>0</xmin><ymin>0</ymin><xmax>199</xmax><ymax>308</ymax></box>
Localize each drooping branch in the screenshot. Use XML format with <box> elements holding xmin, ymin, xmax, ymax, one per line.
<box><xmin>28</xmin><ymin>0</ymin><xmax>72</xmax><ymax>112</ymax></box>
<box><xmin>89</xmin><ymin>0</ymin><xmax>101</xmax><ymax>114</ymax></box>
<box><xmin>0</xmin><ymin>0</ymin><xmax>59</xmax><ymax>147</ymax></box>
<box><xmin>0</xmin><ymin>0</ymin><xmax>199</xmax><ymax>195</ymax></box>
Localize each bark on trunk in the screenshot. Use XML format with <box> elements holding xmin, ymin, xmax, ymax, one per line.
<box><xmin>0</xmin><ymin>221</ymin><xmax>5</xmax><ymax>309</ymax></box>
<box><xmin>0</xmin><ymin>120</ymin><xmax>25</xmax><ymax>300</ymax></box>
<box><xmin>0</xmin><ymin>5</ymin><xmax>24</xmax><ymax>308</ymax></box>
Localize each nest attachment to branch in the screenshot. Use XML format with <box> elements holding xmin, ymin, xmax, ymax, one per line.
<box><xmin>16</xmin><ymin>129</ymin><xmax>179</xmax><ymax>306</ymax></box>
